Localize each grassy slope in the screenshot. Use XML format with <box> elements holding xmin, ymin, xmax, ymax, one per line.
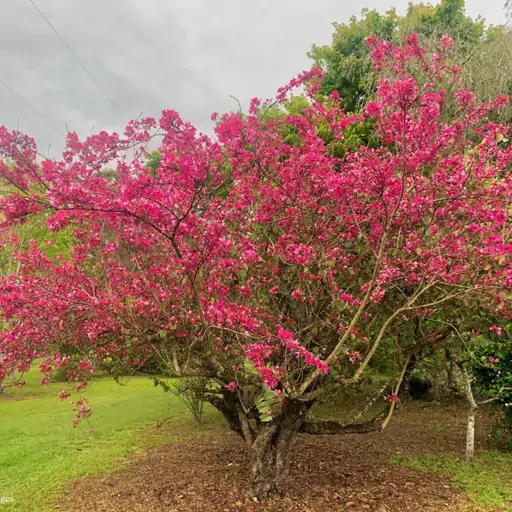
<box><xmin>0</xmin><ymin>369</ymin><xmax>220</xmax><ymax>512</ymax></box>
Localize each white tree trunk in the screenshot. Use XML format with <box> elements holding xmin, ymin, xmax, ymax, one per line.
<box><xmin>460</xmin><ymin>364</ymin><xmax>478</xmax><ymax>462</ymax></box>
<box><xmin>466</xmin><ymin>404</ymin><xmax>477</xmax><ymax>462</ymax></box>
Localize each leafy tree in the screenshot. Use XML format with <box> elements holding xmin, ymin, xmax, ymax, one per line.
<box><xmin>470</xmin><ymin>324</ymin><xmax>512</xmax><ymax>450</ymax></box>
<box><xmin>309</xmin><ymin>7</ymin><xmax>398</xmax><ymax>112</ymax></box>
<box><xmin>1</xmin><ymin>37</ymin><xmax>512</xmax><ymax>498</ymax></box>
<box><xmin>310</xmin><ymin>0</ymin><xmax>486</xmax><ymax>112</ymax></box>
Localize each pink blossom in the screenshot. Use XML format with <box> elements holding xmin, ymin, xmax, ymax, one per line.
<box><xmin>489</xmin><ymin>325</ymin><xmax>503</xmax><ymax>336</ymax></box>
<box><xmin>291</xmin><ymin>288</ymin><xmax>306</xmax><ymax>302</ymax></box>
<box><xmin>224</xmin><ymin>381</ymin><xmax>237</xmax><ymax>392</ymax></box>
<box><xmin>440</xmin><ymin>33</ymin><xmax>453</xmax><ymax>50</ymax></box>
<box><xmin>345</xmin><ymin>351</ymin><xmax>362</xmax><ymax>364</ymax></box>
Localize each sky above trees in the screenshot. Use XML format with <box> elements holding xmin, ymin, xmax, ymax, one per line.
<box><xmin>0</xmin><ymin>0</ymin><xmax>507</xmax><ymax>153</ymax></box>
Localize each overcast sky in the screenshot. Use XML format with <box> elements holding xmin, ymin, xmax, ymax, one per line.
<box><xmin>0</xmin><ymin>0</ymin><xmax>507</xmax><ymax>155</ymax></box>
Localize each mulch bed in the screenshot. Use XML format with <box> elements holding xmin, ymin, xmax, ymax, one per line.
<box><xmin>59</xmin><ymin>403</ymin><xmax>494</xmax><ymax>512</ymax></box>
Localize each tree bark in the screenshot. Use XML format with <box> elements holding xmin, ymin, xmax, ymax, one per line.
<box><xmin>250</xmin><ymin>399</ymin><xmax>306</xmax><ymax>500</ymax></box>
<box><xmin>202</xmin><ymin>391</ymin><xmax>244</xmax><ymax>435</ymax></box>
<box><xmin>300</xmin><ymin>405</ymin><xmax>389</xmax><ymax>435</ymax></box>
<box><xmin>459</xmin><ymin>364</ymin><xmax>478</xmax><ymax>461</ymax></box>
<box><xmin>466</xmin><ymin>404</ymin><xmax>477</xmax><ymax>462</ymax></box>
<box><xmin>399</xmin><ymin>354</ymin><xmax>417</xmax><ymax>399</ymax></box>
<box><xmin>447</xmin><ymin>360</ymin><xmax>462</xmax><ymax>396</ymax></box>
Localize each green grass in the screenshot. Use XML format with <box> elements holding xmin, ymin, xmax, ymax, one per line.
<box><xmin>0</xmin><ymin>369</ymin><xmax>221</xmax><ymax>512</ymax></box>
<box><xmin>391</xmin><ymin>452</ymin><xmax>512</xmax><ymax>510</ymax></box>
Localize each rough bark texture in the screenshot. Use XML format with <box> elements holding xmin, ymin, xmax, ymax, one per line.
<box><xmin>466</xmin><ymin>406</ymin><xmax>476</xmax><ymax>462</ymax></box>
<box><xmin>448</xmin><ymin>360</ymin><xmax>462</xmax><ymax>395</ymax></box>
<box><xmin>250</xmin><ymin>400</ymin><xmax>307</xmax><ymax>500</ymax></box>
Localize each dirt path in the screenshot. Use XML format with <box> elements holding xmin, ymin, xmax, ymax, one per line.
<box><xmin>59</xmin><ymin>404</ymin><xmax>498</xmax><ymax>511</ymax></box>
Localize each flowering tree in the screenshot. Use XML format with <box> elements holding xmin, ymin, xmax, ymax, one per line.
<box><xmin>1</xmin><ymin>35</ymin><xmax>512</xmax><ymax>498</ymax></box>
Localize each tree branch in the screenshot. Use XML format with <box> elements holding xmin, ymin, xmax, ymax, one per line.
<box><xmin>478</xmin><ymin>387</ymin><xmax>512</xmax><ymax>405</ymax></box>
<box><xmin>300</xmin><ymin>406</ymin><xmax>389</xmax><ymax>435</ymax></box>
<box><xmin>381</xmin><ymin>354</ymin><xmax>410</xmax><ymax>430</ymax></box>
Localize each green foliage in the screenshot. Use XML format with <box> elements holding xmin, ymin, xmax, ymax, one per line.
<box><xmin>50</xmin><ymin>354</ymin><xmax>83</xmax><ymax>383</ymax></box>
<box><xmin>284</xmin><ymin>95</ymin><xmax>310</xmax><ymax>116</ymax></box>
<box><xmin>323</xmin><ymin>118</ymin><xmax>379</xmax><ymax>158</ymax></box>
<box><xmin>311</xmin><ymin>0</ymin><xmax>487</xmax><ymax>113</ymax></box>
<box><xmin>145</xmin><ymin>150</ymin><xmax>162</xmax><ymax>174</ymax></box>
<box><xmin>470</xmin><ymin>325</ymin><xmax>512</xmax><ymax>448</ymax></box>
<box><xmin>310</xmin><ymin>7</ymin><xmax>398</xmax><ymax>112</ymax></box>
<box><xmin>460</xmin><ymin>27</ymin><xmax>512</xmax><ymax>126</ymax></box>
<box><xmin>0</xmin><ymin>213</ymin><xmax>74</xmax><ymax>275</ymax></box>
<box><xmin>256</xmin><ymin>387</ymin><xmax>280</xmax><ymax>423</ymax></box>
<box><xmin>402</xmin><ymin>0</ymin><xmax>484</xmax><ymax>48</ymax></box>
<box><xmin>392</xmin><ymin>453</ymin><xmax>512</xmax><ymax>508</ymax></box>
<box><xmin>168</xmin><ymin>377</ymin><xmax>209</xmax><ymax>424</ymax></box>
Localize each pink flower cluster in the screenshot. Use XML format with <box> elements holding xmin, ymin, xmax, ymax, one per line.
<box><xmin>277</xmin><ymin>327</ymin><xmax>329</xmax><ymax>375</ymax></box>
<box><xmin>489</xmin><ymin>325</ymin><xmax>503</xmax><ymax>336</ymax></box>
<box><xmin>245</xmin><ymin>343</ymin><xmax>284</xmax><ymax>389</ymax></box>
<box><xmin>345</xmin><ymin>351</ymin><xmax>362</xmax><ymax>364</ymax></box>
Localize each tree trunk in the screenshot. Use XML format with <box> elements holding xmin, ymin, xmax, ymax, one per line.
<box><xmin>459</xmin><ymin>365</ymin><xmax>477</xmax><ymax>461</ymax></box>
<box><xmin>457</xmin><ymin>362</ymin><xmax>478</xmax><ymax>461</ymax></box>
<box><xmin>466</xmin><ymin>404</ymin><xmax>477</xmax><ymax>462</ymax></box>
<box><xmin>250</xmin><ymin>399</ymin><xmax>306</xmax><ymax>500</ymax></box>
<box><xmin>202</xmin><ymin>390</ymin><xmax>244</xmax><ymax>435</ymax></box>
<box><xmin>399</xmin><ymin>353</ymin><xmax>417</xmax><ymax>399</ymax></box>
<box><xmin>448</xmin><ymin>360</ymin><xmax>462</xmax><ymax>396</ymax></box>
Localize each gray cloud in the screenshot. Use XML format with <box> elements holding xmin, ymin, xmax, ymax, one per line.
<box><xmin>0</xmin><ymin>0</ymin><xmax>507</xmax><ymax>154</ymax></box>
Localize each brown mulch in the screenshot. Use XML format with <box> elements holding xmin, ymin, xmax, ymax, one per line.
<box><xmin>59</xmin><ymin>403</ymin><xmax>495</xmax><ymax>512</ymax></box>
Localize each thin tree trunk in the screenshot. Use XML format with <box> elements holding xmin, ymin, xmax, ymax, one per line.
<box><xmin>466</xmin><ymin>404</ymin><xmax>477</xmax><ymax>462</ymax></box>
<box><xmin>459</xmin><ymin>363</ymin><xmax>477</xmax><ymax>462</ymax></box>
<box><xmin>381</xmin><ymin>355</ymin><xmax>410</xmax><ymax>430</ymax></box>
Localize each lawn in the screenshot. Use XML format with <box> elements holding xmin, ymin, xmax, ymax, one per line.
<box><xmin>0</xmin><ymin>368</ymin><xmax>220</xmax><ymax>512</ymax></box>
<box><xmin>2</xmin><ymin>369</ymin><xmax>512</xmax><ymax>511</ymax></box>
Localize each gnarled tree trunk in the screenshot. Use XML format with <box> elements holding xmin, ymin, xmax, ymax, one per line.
<box><xmin>250</xmin><ymin>399</ymin><xmax>306</xmax><ymax>499</ymax></box>
<box><xmin>205</xmin><ymin>393</ymin><xmax>394</xmax><ymax>501</ymax></box>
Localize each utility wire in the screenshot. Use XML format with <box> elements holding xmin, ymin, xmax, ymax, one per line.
<box><xmin>0</xmin><ymin>77</ymin><xmax>64</xmax><ymax>136</ymax></box>
<box><xmin>27</xmin><ymin>0</ymin><xmax>119</xmax><ymax>111</ymax></box>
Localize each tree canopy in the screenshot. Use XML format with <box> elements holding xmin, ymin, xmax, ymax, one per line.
<box><xmin>1</xmin><ymin>34</ymin><xmax>512</xmax><ymax>497</ymax></box>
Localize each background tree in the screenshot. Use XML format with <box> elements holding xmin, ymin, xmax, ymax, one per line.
<box><xmin>309</xmin><ymin>0</ymin><xmax>489</xmax><ymax>113</ymax></box>
<box><xmin>469</xmin><ymin>323</ymin><xmax>512</xmax><ymax>451</ymax></box>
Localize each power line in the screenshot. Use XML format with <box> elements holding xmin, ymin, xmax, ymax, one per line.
<box><xmin>0</xmin><ymin>77</ymin><xmax>64</xmax><ymax>136</ymax></box>
<box><xmin>27</xmin><ymin>0</ymin><xmax>119</xmax><ymax>111</ymax></box>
